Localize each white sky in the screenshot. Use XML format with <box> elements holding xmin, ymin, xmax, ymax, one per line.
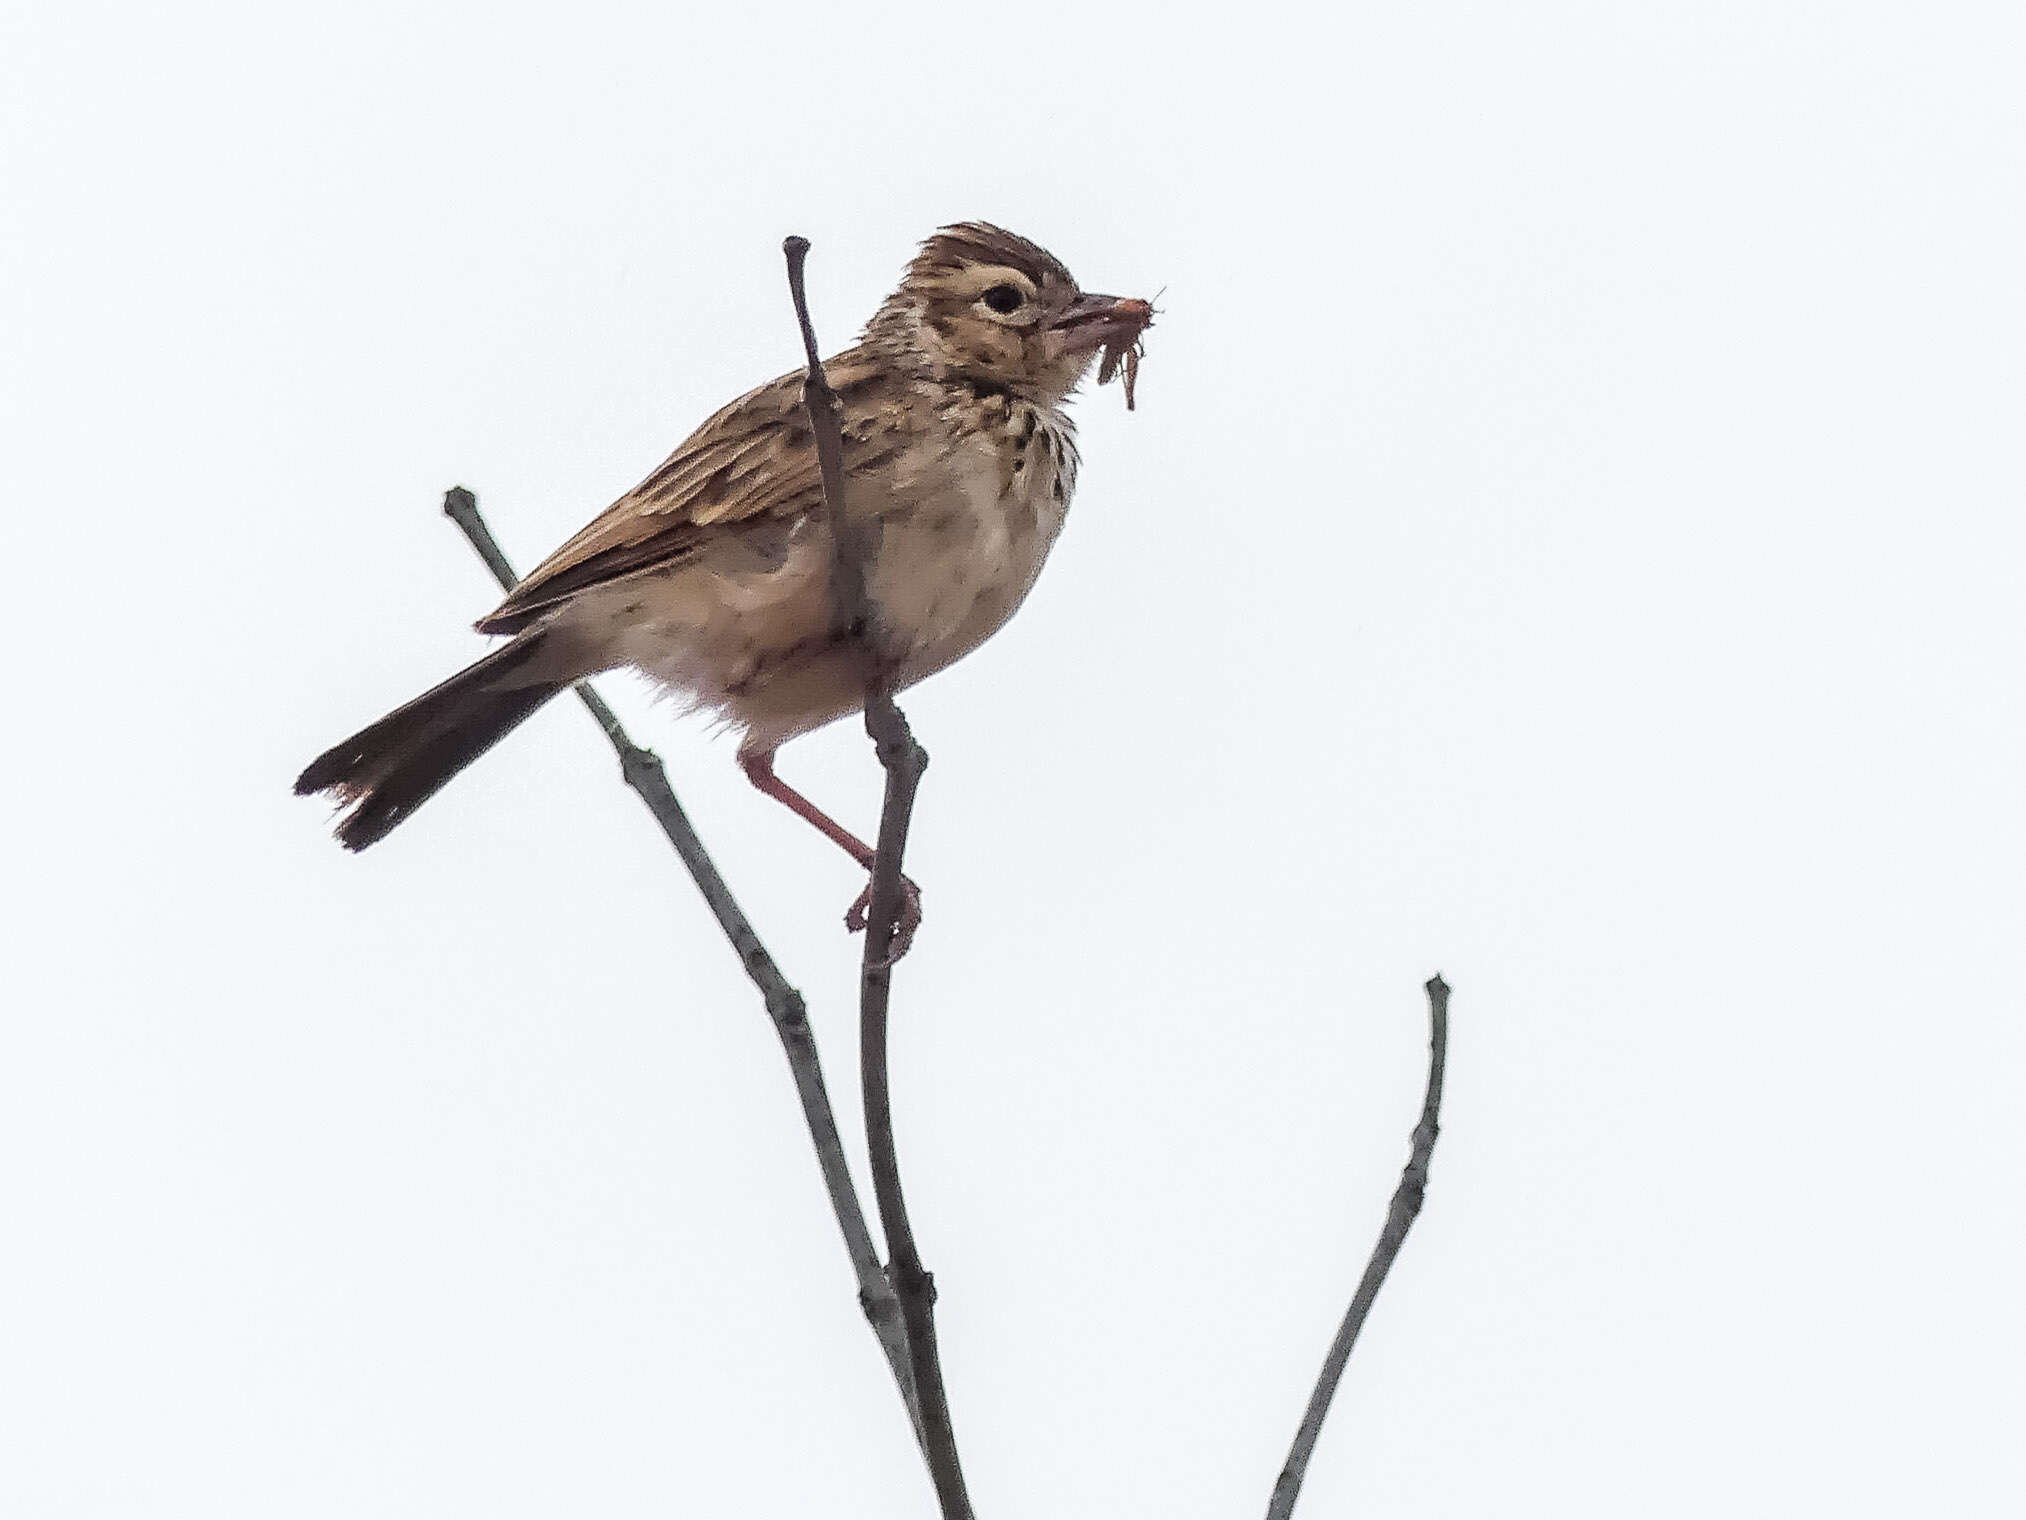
<box><xmin>4</xmin><ymin>2</ymin><xmax>2022</xmax><ymax>1516</ymax></box>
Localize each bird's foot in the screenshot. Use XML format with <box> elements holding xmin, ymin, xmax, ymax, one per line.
<box><xmin>846</xmin><ymin>874</ymin><xmax>923</xmax><ymax>962</ymax></box>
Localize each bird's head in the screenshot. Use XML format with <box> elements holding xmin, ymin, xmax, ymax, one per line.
<box><xmin>868</xmin><ymin>222</ymin><xmax>1151</xmax><ymax>404</ymax></box>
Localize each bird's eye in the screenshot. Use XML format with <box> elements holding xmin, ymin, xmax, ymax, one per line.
<box><xmin>980</xmin><ymin>284</ymin><xmax>1025</xmax><ymax>315</ymax></box>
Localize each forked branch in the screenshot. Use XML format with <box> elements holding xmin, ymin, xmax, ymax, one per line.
<box><xmin>449</xmin><ymin>232</ymin><xmax>1443</xmax><ymax>1520</ymax></box>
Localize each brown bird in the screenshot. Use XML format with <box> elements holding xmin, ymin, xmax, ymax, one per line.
<box><xmin>297</xmin><ymin>223</ymin><xmax>1151</xmax><ymax>940</ymax></box>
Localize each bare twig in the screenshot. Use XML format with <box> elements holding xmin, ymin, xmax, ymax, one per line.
<box><xmin>1265</xmin><ymin>974</ymin><xmax>1451</xmax><ymax>1520</ymax></box>
<box><xmin>856</xmin><ymin>688</ymin><xmax>950</xmax><ymax>1486</ymax></box>
<box><xmin>440</xmin><ymin>485</ymin><xmax>922</xmax><ymax>1444</ymax></box>
<box><xmin>783</xmin><ymin>237</ymin><xmax>973</xmax><ymax>1520</ymax></box>
<box><xmin>780</xmin><ymin>238</ymin><xmax>867</xmax><ymax>655</ymax></box>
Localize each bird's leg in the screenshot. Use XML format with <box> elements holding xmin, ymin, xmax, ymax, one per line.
<box><xmin>738</xmin><ymin>747</ymin><xmax>922</xmax><ymax>954</ymax></box>
<box><xmin>739</xmin><ymin>747</ymin><xmax>877</xmax><ymax>868</ymax></box>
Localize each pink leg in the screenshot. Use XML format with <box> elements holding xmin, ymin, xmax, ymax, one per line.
<box><xmin>738</xmin><ymin>748</ymin><xmax>922</xmax><ymax>954</ymax></box>
<box><xmin>739</xmin><ymin>747</ymin><xmax>877</xmax><ymax>869</ymax></box>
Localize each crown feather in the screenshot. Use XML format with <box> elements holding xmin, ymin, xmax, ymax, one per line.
<box><xmin>906</xmin><ymin>222</ymin><xmax>1076</xmax><ymax>290</ymax></box>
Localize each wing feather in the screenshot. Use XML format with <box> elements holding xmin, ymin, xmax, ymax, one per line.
<box><xmin>476</xmin><ymin>347</ymin><xmax>899</xmax><ymax>635</ymax></box>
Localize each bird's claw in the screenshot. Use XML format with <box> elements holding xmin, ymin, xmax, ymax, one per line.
<box><xmin>846</xmin><ymin>874</ymin><xmax>923</xmax><ymax>962</ymax></box>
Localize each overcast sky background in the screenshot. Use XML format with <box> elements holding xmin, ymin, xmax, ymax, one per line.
<box><xmin>4</xmin><ymin>3</ymin><xmax>2023</xmax><ymax>1516</ymax></box>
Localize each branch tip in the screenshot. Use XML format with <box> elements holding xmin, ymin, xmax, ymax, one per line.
<box><xmin>1263</xmin><ymin>974</ymin><xmax>1452</xmax><ymax>1520</ymax></box>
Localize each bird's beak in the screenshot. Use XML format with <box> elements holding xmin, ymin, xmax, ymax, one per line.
<box><xmin>1050</xmin><ymin>293</ymin><xmax>1155</xmax><ymax>356</ymax></box>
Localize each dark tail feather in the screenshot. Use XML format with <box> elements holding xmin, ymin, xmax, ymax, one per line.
<box><xmin>296</xmin><ymin>632</ymin><xmax>572</xmax><ymax>851</ymax></box>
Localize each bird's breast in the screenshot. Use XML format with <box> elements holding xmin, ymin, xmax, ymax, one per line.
<box><xmin>868</xmin><ymin>409</ymin><xmax>1076</xmax><ymax>682</ymax></box>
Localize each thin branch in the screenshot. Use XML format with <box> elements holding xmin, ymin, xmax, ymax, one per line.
<box><xmin>440</xmin><ymin>485</ymin><xmax>922</xmax><ymax>1444</ymax></box>
<box><xmin>1265</xmin><ymin>974</ymin><xmax>1451</xmax><ymax>1520</ymax></box>
<box><xmin>856</xmin><ymin>694</ymin><xmax>953</xmax><ymax>1496</ymax></box>
<box><xmin>782</xmin><ymin>235</ymin><xmax>879</xmax><ymax>664</ymax></box>
<box><xmin>783</xmin><ymin>237</ymin><xmax>974</xmax><ymax>1520</ymax></box>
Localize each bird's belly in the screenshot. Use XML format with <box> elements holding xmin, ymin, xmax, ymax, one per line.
<box><xmin>873</xmin><ymin>467</ymin><xmax>1068</xmax><ymax>686</ymax></box>
<box><xmin>586</xmin><ymin>461</ymin><xmax>1069</xmax><ymax>750</ymax></box>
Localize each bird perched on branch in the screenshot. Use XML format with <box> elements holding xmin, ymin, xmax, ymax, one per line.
<box><xmin>297</xmin><ymin>223</ymin><xmax>1152</xmax><ymax>940</ymax></box>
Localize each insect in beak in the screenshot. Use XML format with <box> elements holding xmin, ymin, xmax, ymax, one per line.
<box><xmin>1052</xmin><ymin>293</ymin><xmax>1154</xmax><ymax>356</ymax></box>
<box><xmin>1053</xmin><ymin>294</ymin><xmax>1154</xmax><ymax>410</ymax></box>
